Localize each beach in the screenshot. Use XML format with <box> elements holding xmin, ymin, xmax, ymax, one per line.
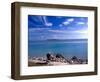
<box><xmin>28</xmin><ymin>53</ymin><xmax>87</xmax><ymax>66</ymax></box>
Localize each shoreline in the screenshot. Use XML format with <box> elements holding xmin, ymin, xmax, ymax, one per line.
<box><xmin>28</xmin><ymin>54</ymin><xmax>88</xmax><ymax>66</ymax></box>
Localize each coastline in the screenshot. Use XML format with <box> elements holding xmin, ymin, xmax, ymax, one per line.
<box><xmin>28</xmin><ymin>53</ymin><xmax>87</xmax><ymax>66</ymax></box>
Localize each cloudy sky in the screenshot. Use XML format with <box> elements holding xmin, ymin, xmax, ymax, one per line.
<box><xmin>28</xmin><ymin>15</ymin><xmax>88</xmax><ymax>41</ymax></box>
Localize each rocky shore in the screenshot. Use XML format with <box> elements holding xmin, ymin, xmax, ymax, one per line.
<box><xmin>28</xmin><ymin>53</ymin><xmax>87</xmax><ymax>66</ymax></box>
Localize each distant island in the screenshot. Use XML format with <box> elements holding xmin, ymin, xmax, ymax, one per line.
<box><xmin>29</xmin><ymin>39</ymin><xmax>88</xmax><ymax>42</ymax></box>
<box><xmin>46</xmin><ymin>39</ymin><xmax>87</xmax><ymax>41</ymax></box>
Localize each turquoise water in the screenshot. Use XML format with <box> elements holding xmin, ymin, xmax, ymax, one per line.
<box><xmin>28</xmin><ymin>40</ymin><xmax>88</xmax><ymax>59</ymax></box>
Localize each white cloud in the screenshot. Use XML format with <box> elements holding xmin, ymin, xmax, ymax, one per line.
<box><xmin>48</xmin><ymin>30</ymin><xmax>66</xmax><ymax>33</ymax></box>
<box><xmin>45</xmin><ymin>23</ymin><xmax>53</xmax><ymax>26</ymax></box>
<box><xmin>48</xmin><ymin>29</ymin><xmax>88</xmax><ymax>39</ymax></box>
<box><xmin>32</xmin><ymin>16</ymin><xmax>53</xmax><ymax>26</ymax></box>
<box><xmin>73</xmin><ymin>30</ymin><xmax>88</xmax><ymax>34</ymax></box>
<box><xmin>77</xmin><ymin>22</ymin><xmax>85</xmax><ymax>25</ymax></box>
<box><xmin>48</xmin><ymin>29</ymin><xmax>88</xmax><ymax>34</ymax></box>
<box><xmin>29</xmin><ymin>28</ymin><xmax>50</xmax><ymax>32</ymax></box>
<box><xmin>63</xmin><ymin>21</ymin><xmax>70</xmax><ymax>25</ymax></box>
<box><xmin>61</xmin><ymin>18</ymin><xmax>74</xmax><ymax>26</ymax></box>
<box><xmin>67</xmin><ymin>18</ymin><xmax>74</xmax><ymax>22</ymax></box>
<box><xmin>43</xmin><ymin>16</ymin><xmax>53</xmax><ymax>26</ymax></box>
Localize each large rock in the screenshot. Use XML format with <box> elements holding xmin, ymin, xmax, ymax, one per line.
<box><xmin>46</xmin><ymin>53</ymin><xmax>55</xmax><ymax>61</ymax></box>
<box><xmin>70</xmin><ymin>56</ymin><xmax>79</xmax><ymax>64</ymax></box>
<box><xmin>56</xmin><ymin>53</ymin><xmax>64</xmax><ymax>59</ymax></box>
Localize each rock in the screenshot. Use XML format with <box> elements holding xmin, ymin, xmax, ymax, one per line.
<box><xmin>46</xmin><ymin>53</ymin><xmax>55</xmax><ymax>61</ymax></box>
<box><xmin>71</xmin><ymin>56</ymin><xmax>78</xmax><ymax>61</ymax></box>
<box><xmin>56</xmin><ymin>53</ymin><xmax>64</xmax><ymax>58</ymax></box>
<box><xmin>70</xmin><ymin>56</ymin><xmax>80</xmax><ymax>64</ymax></box>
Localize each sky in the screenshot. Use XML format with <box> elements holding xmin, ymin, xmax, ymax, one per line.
<box><xmin>28</xmin><ymin>15</ymin><xmax>88</xmax><ymax>41</ymax></box>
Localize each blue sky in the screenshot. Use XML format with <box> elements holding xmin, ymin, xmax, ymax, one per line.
<box><xmin>28</xmin><ymin>15</ymin><xmax>88</xmax><ymax>41</ymax></box>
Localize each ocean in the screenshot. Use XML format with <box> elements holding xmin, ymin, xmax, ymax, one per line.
<box><xmin>28</xmin><ymin>39</ymin><xmax>88</xmax><ymax>59</ymax></box>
